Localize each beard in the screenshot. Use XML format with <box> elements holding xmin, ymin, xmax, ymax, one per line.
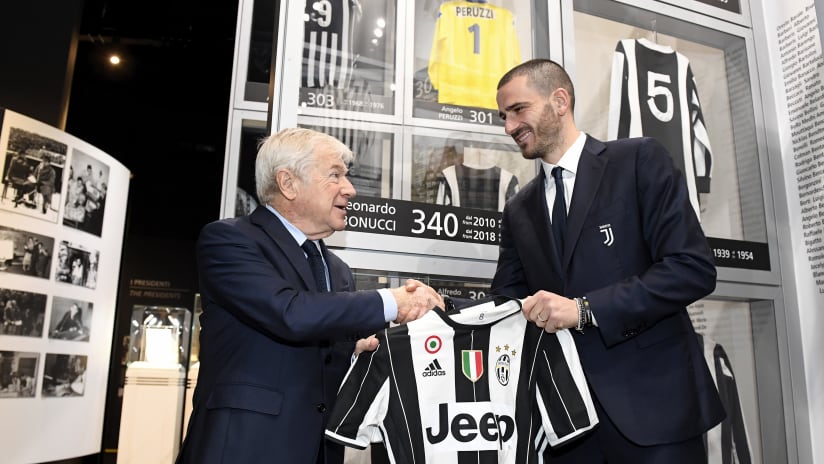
<box><xmin>519</xmin><ymin>104</ymin><xmax>562</xmax><ymax>160</ymax></box>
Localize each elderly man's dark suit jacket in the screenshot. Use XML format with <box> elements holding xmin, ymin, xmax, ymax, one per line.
<box><xmin>491</xmin><ymin>136</ymin><xmax>725</xmax><ymax>447</ymax></box>
<box><xmin>177</xmin><ymin>206</ymin><xmax>387</xmax><ymax>464</ymax></box>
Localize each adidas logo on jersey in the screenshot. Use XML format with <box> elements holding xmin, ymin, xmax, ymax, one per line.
<box><xmin>422</xmin><ymin>359</ymin><xmax>447</xmax><ymax>377</ymax></box>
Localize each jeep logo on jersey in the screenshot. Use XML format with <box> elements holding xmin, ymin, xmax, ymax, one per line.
<box><xmin>461</xmin><ymin>350</ymin><xmax>484</xmax><ymax>382</ymax></box>
<box><xmin>426</xmin><ymin>402</ymin><xmax>515</xmax><ymax>450</ymax></box>
<box><xmin>495</xmin><ymin>354</ymin><xmax>511</xmax><ymax>386</ymax></box>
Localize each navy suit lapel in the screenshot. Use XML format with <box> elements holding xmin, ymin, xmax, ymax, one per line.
<box><xmin>564</xmin><ymin>136</ymin><xmax>608</xmax><ymax>270</ymax></box>
<box><xmin>250</xmin><ymin>206</ymin><xmax>318</xmax><ymax>291</ymax></box>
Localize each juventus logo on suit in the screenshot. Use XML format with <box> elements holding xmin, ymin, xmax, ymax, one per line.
<box><xmin>599</xmin><ymin>224</ymin><xmax>614</xmax><ymax>247</ymax></box>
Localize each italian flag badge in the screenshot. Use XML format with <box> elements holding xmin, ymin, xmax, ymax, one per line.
<box><xmin>461</xmin><ymin>350</ymin><xmax>484</xmax><ymax>382</ymax></box>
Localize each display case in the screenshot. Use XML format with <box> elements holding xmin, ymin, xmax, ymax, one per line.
<box><xmin>563</xmin><ymin>0</ymin><xmax>777</xmax><ymax>284</ymax></box>
<box><xmin>117</xmin><ymin>306</ymin><xmax>191</xmax><ymax>464</ymax></box>
<box><xmin>258</xmin><ymin>0</ymin><xmax>551</xmax><ymax>263</ymax></box>
<box><xmin>224</xmin><ymin>0</ymin><xmax>782</xmax><ymax>277</ymax></box>
<box><xmin>182</xmin><ymin>295</ymin><xmax>202</xmax><ymax>441</ymax></box>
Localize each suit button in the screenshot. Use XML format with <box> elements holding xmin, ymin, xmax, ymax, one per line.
<box><xmin>316</xmin><ymin>403</ymin><xmax>327</xmax><ymax>413</ymax></box>
<box><xmin>324</xmin><ymin>354</ymin><xmax>332</xmax><ymax>364</ymax></box>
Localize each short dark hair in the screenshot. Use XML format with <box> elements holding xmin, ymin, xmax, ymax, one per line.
<box><xmin>497</xmin><ymin>59</ymin><xmax>575</xmax><ymax>111</ymax></box>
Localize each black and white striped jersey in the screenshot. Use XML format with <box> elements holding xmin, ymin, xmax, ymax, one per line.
<box><xmin>325</xmin><ymin>299</ymin><xmax>597</xmax><ymax>463</ymax></box>
<box><xmin>436</xmin><ymin>164</ymin><xmax>519</xmax><ymax>212</ymax></box>
<box><xmin>302</xmin><ymin>0</ymin><xmax>362</xmax><ymax>89</ymax></box>
<box><xmin>698</xmin><ymin>334</ymin><xmax>753</xmax><ymax>464</ymax></box>
<box><xmin>608</xmin><ymin>37</ymin><xmax>713</xmax><ymax>219</ymax></box>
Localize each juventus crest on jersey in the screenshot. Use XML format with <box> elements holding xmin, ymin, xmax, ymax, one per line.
<box><xmin>324</xmin><ymin>298</ymin><xmax>598</xmax><ymax>463</ymax></box>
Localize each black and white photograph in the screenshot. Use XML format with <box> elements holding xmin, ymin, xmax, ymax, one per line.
<box><xmin>0</xmin><ymin>225</ymin><xmax>55</xmax><ymax>280</ymax></box>
<box><xmin>408</xmin><ymin>132</ymin><xmax>534</xmax><ymax>212</ymax></box>
<box><xmin>0</xmin><ymin>287</ymin><xmax>48</xmax><ymax>338</ymax></box>
<box><xmin>42</xmin><ymin>353</ymin><xmax>88</xmax><ymax>398</ymax></box>
<box><xmin>62</xmin><ymin>148</ymin><xmax>110</xmax><ymax>237</ymax></box>
<box><xmin>0</xmin><ymin>351</ymin><xmax>39</xmax><ymax>399</ymax></box>
<box><xmin>55</xmin><ymin>241</ymin><xmax>99</xmax><ymax>290</ymax></box>
<box><xmin>0</xmin><ymin>126</ymin><xmax>67</xmax><ymax>223</ymax></box>
<box><xmin>48</xmin><ymin>296</ymin><xmax>93</xmax><ymax>342</ymax></box>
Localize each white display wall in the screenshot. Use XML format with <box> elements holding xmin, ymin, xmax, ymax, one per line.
<box><xmin>752</xmin><ymin>1</ymin><xmax>824</xmax><ymax>462</ymax></box>
<box><xmin>0</xmin><ymin>108</ymin><xmax>130</xmax><ymax>463</ymax></box>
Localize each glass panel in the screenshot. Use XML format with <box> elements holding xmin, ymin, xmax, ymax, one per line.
<box><xmin>245</xmin><ymin>0</ymin><xmax>279</xmax><ymax>102</ymax></box>
<box><xmin>411</xmin><ymin>0</ymin><xmax>535</xmax><ymax>127</ymax></box>
<box><xmin>299</xmin><ymin>0</ymin><xmax>398</xmax><ymax>115</ymax></box>
<box><xmin>126</xmin><ymin>306</ymin><xmax>192</xmax><ymax>367</ymax></box>
<box><xmin>235</xmin><ymin>119</ymin><xmax>268</xmax><ymax>217</ymax></box>
<box><xmin>688</xmin><ymin>298</ymin><xmax>787</xmax><ymax>463</ymax></box>
<box><xmin>299</xmin><ymin>119</ymin><xmax>396</xmax><ymax>198</ymax></box>
<box><xmin>572</xmin><ymin>0</ymin><xmax>769</xmax><ymax>271</ymax></box>
<box><xmin>407</xmin><ymin>129</ymin><xmax>533</xmax><ymax>213</ymax></box>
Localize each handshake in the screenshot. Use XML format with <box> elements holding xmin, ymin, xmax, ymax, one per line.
<box><xmin>356</xmin><ymin>279</ymin><xmax>446</xmax><ymax>355</ymax></box>
<box><xmin>389</xmin><ymin>279</ymin><xmax>446</xmax><ymax>324</ymax></box>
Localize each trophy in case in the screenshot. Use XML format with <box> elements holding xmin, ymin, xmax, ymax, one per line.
<box><xmin>117</xmin><ymin>305</ymin><xmax>192</xmax><ymax>464</ymax></box>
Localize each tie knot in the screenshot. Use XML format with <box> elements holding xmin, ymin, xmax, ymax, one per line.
<box><xmin>552</xmin><ymin>166</ymin><xmax>564</xmax><ymax>181</ymax></box>
<box><xmin>301</xmin><ymin>240</ymin><xmax>322</xmax><ymax>257</ymax></box>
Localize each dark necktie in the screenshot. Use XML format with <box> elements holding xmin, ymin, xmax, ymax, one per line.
<box><xmin>551</xmin><ymin>166</ymin><xmax>567</xmax><ymax>257</ymax></box>
<box><xmin>301</xmin><ymin>240</ymin><xmax>329</xmax><ymax>292</ymax></box>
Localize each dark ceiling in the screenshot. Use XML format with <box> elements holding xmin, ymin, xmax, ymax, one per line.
<box><xmin>66</xmin><ymin>0</ymin><xmax>240</xmax><ymax>242</ymax></box>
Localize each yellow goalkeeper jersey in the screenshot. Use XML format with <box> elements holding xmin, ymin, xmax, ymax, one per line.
<box><xmin>427</xmin><ymin>1</ymin><xmax>522</xmax><ymax>110</ymax></box>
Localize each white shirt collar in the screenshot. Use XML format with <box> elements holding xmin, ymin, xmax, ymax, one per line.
<box><xmin>540</xmin><ymin>131</ymin><xmax>586</xmax><ymax>179</ymax></box>
<box><xmin>265</xmin><ymin>204</ymin><xmax>307</xmax><ymax>246</ymax></box>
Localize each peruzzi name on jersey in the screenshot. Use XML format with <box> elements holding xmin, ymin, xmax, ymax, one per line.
<box><xmin>324</xmin><ymin>299</ymin><xmax>598</xmax><ymax>463</ymax></box>
<box><xmin>453</xmin><ymin>5</ymin><xmax>496</xmax><ymax>18</ymax></box>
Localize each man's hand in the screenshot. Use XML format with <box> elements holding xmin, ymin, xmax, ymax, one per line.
<box><xmin>390</xmin><ymin>279</ymin><xmax>445</xmax><ymax>324</ymax></box>
<box><xmin>523</xmin><ymin>290</ymin><xmax>578</xmax><ymax>333</ymax></box>
<box><xmin>354</xmin><ymin>335</ymin><xmax>379</xmax><ymax>355</ymax></box>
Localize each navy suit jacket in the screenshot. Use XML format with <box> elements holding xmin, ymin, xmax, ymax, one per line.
<box><xmin>177</xmin><ymin>206</ymin><xmax>387</xmax><ymax>464</ymax></box>
<box><xmin>492</xmin><ymin>136</ymin><xmax>725</xmax><ymax>446</ymax></box>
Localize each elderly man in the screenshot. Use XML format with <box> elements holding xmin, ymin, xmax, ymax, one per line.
<box><xmin>177</xmin><ymin>128</ymin><xmax>443</xmax><ymax>464</ymax></box>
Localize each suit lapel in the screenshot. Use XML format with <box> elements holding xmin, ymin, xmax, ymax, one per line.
<box><xmin>564</xmin><ymin>136</ymin><xmax>608</xmax><ymax>270</ymax></box>
<box><xmin>250</xmin><ymin>206</ymin><xmax>318</xmax><ymax>291</ymax></box>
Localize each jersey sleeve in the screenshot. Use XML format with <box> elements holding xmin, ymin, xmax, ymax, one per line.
<box><xmin>427</xmin><ymin>6</ymin><xmax>447</xmax><ymax>93</ymax></box>
<box><xmin>686</xmin><ymin>65</ymin><xmax>713</xmax><ymax>194</ymax></box>
<box><xmin>533</xmin><ymin>330</ymin><xmax>598</xmax><ymax>447</ymax></box>
<box><xmin>608</xmin><ymin>39</ymin><xmax>632</xmax><ymax>140</ymax></box>
<box><xmin>325</xmin><ymin>336</ymin><xmax>392</xmax><ymax>449</ymax></box>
